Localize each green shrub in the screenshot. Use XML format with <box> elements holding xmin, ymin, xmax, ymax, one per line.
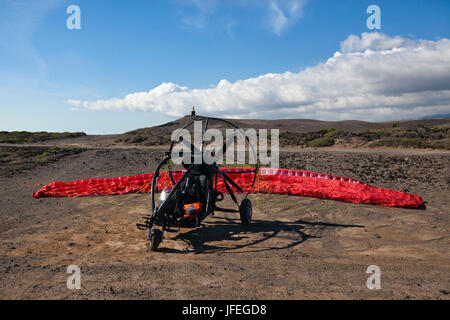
<box><xmin>374</xmin><ymin>128</ymin><xmax>390</xmax><ymax>134</ymax></box>
<box><xmin>431</xmin><ymin>127</ymin><xmax>446</xmax><ymax>132</ymax></box>
<box><xmin>307</xmin><ymin>136</ymin><xmax>335</xmax><ymax>147</ymax></box>
<box><xmin>319</xmin><ymin>128</ymin><xmax>336</xmax><ymax>135</ymax></box>
<box><xmin>0</xmin><ymin>131</ymin><xmax>86</xmax><ymax>143</ymax></box>
<box><xmin>35</xmin><ymin>151</ymin><xmax>51</xmax><ymax>163</ymax></box>
<box><xmin>0</xmin><ymin>137</ymin><xmax>24</xmax><ymax>144</ymax></box>
<box><xmin>61</xmin><ymin>146</ymin><xmax>81</xmax><ymax>151</ymax></box>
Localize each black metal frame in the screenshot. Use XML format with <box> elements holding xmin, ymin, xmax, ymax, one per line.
<box><xmin>137</xmin><ymin>115</ymin><xmax>259</xmax><ymax>246</ymax></box>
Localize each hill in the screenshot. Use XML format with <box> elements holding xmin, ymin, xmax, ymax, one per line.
<box><xmin>116</xmin><ymin>116</ymin><xmax>450</xmax><ymax>150</ymax></box>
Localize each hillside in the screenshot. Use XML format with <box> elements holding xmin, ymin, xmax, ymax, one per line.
<box><xmin>1</xmin><ymin>116</ymin><xmax>449</xmax><ymax>150</ymax></box>
<box><xmin>116</xmin><ymin>116</ymin><xmax>450</xmax><ymax>150</ymax></box>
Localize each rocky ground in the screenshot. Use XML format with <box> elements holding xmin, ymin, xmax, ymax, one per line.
<box><xmin>0</xmin><ymin>143</ymin><xmax>448</xmax><ymax>299</ymax></box>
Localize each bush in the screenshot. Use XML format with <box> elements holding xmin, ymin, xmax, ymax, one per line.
<box><xmin>0</xmin><ymin>137</ymin><xmax>23</xmax><ymax>144</ymax></box>
<box><xmin>431</xmin><ymin>127</ymin><xmax>446</xmax><ymax>132</ymax></box>
<box><xmin>430</xmin><ymin>139</ymin><xmax>450</xmax><ymax>150</ymax></box>
<box><xmin>319</xmin><ymin>128</ymin><xmax>336</xmax><ymax>135</ymax></box>
<box><xmin>370</xmin><ymin>138</ymin><xmax>423</xmax><ymax>148</ymax></box>
<box><xmin>374</xmin><ymin>128</ymin><xmax>390</xmax><ymax>134</ymax></box>
<box><xmin>307</xmin><ymin>136</ymin><xmax>335</xmax><ymax>147</ymax></box>
<box><xmin>0</xmin><ymin>131</ymin><xmax>86</xmax><ymax>143</ymax></box>
<box><xmin>131</xmin><ymin>136</ymin><xmax>146</xmax><ymax>143</ymax></box>
<box><xmin>61</xmin><ymin>146</ymin><xmax>81</xmax><ymax>151</ymax></box>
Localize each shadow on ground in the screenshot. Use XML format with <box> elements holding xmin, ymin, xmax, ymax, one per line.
<box><xmin>159</xmin><ymin>216</ymin><xmax>364</xmax><ymax>254</ymax></box>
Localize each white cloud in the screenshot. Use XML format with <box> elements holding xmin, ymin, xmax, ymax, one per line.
<box><xmin>178</xmin><ymin>0</ymin><xmax>307</xmax><ymax>35</ymax></box>
<box><xmin>267</xmin><ymin>0</ymin><xmax>307</xmax><ymax>35</ymax></box>
<box><xmin>66</xmin><ymin>99</ymin><xmax>81</xmax><ymax>107</ymax></box>
<box><xmin>69</xmin><ymin>33</ymin><xmax>450</xmax><ymax>121</ymax></box>
<box><xmin>340</xmin><ymin>32</ymin><xmax>418</xmax><ymax>53</ymax></box>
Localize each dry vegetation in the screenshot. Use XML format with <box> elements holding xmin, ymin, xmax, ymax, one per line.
<box><xmin>281</xmin><ymin>124</ymin><xmax>450</xmax><ymax>149</ymax></box>
<box><xmin>114</xmin><ymin>117</ymin><xmax>450</xmax><ymax>150</ymax></box>
<box><xmin>0</xmin><ymin>116</ymin><xmax>449</xmax><ymax>299</ymax></box>
<box><xmin>0</xmin><ymin>146</ymin><xmax>84</xmax><ymax>177</ymax></box>
<box><xmin>0</xmin><ymin>144</ymin><xmax>448</xmax><ymax>299</ymax></box>
<box><xmin>0</xmin><ymin>131</ymin><xmax>86</xmax><ymax>144</ymax></box>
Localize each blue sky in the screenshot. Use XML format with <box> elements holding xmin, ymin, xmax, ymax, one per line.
<box><xmin>1</xmin><ymin>0</ymin><xmax>449</xmax><ymax>134</ymax></box>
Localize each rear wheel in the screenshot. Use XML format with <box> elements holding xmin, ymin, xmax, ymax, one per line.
<box><xmin>149</xmin><ymin>229</ymin><xmax>163</xmax><ymax>251</ymax></box>
<box><xmin>239</xmin><ymin>199</ymin><xmax>252</xmax><ymax>225</ymax></box>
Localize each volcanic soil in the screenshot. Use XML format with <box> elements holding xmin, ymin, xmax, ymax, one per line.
<box><xmin>0</xmin><ymin>138</ymin><xmax>449</xmax><ymax>300</ymax></box>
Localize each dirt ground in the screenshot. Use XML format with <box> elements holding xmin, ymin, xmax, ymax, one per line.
<box><xmin>0</xmin><ymin>144</ymin><xmax>449</xmax><ymax>300</ymax></box>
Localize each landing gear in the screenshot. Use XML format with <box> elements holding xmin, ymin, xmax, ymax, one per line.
<box><xmin>149</xmin><ymin>229</ymin><xmax>163</xmax><ymax>251</ymax></box>
<box><xmin>239</xmin><ymin>199</ymin><xmax>252</xmax><ymax>225</ymax></box>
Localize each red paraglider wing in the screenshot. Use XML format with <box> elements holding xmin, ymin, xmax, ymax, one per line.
<box><xmin>32</xmin><ymin>167</ymin><xmax>424</xmax><ymax>209</ymax></box>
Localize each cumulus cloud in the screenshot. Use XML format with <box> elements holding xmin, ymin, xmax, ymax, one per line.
<box><xmin>340</xmin><ymin>32</ymin><xmax>418</xmax><ymax>53</ymax></box>
<box><xmin>69</xmin><ymin>33</ymin><xmax>450</xmax><ymax>121</ymax></box>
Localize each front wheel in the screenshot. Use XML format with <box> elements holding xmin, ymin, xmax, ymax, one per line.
<box><xmin>149</xmin><ymin>229</ymin><xmax>163</xmax><ymax>251</ymax></box>
<box><xmin>239</xmin><ymin>199</ymin><xmax>252</xmax><ymax>225</ymax></box>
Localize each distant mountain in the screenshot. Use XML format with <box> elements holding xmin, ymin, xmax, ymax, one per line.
<box><xmin>420</xmin><ymin>114</ymin><xmax>450</xmax><ymax>120</ymax></box>
<box><xmin>114</xmin><ymin>115</ymin><xmax>450</xmax><ymax>147</ymax></box>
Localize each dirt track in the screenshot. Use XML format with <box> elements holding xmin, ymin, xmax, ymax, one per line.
<box><xmin>0</xmin><ymin>145</ymin><xmax>449</xmax><ymax>299</ymax></box>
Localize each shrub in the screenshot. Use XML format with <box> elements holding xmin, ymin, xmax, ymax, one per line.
<box><xmin>131</xmin><ymin>136</ymin><xmax>146</xmax><ymax>143</ymax></box>
<box><xmin>430</xmin><ymin>139</ymin><xmax>450</xmax><ymax>150</ymax></box>
<box><xmin>307</xmin><ymin>136</ymin><xmax>335</xmax><ymax>147</ymax></box>
<box><xmin>319</xmin><ymin>128</ymin><xmax>336</xmax><ymax>135</ymax></box>
<box><xmin>0</xmin><ymin>137</ymin><xmax>23</xmax><ymax>144</ymax></box>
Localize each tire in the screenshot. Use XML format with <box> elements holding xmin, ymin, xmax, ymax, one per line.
<box><xmin>239</xmin><ymin>199</ymin><xmax>252</xmax><ymax>225</ymax></box>
<box><xmin>149</xmin><ymin>229</ymin><xmax>163</xmax><ymax>251</ymax></box>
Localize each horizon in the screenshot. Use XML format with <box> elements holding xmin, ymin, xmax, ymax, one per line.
<box><xmin>1</xmin><ymin>0</ymin><xmax>450</xmax><ymax>134</ymax></box>
<box><xmin>3</xmin><ymin>112</ymin><xmax>449</xmax><ymax>135</ymax></box>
